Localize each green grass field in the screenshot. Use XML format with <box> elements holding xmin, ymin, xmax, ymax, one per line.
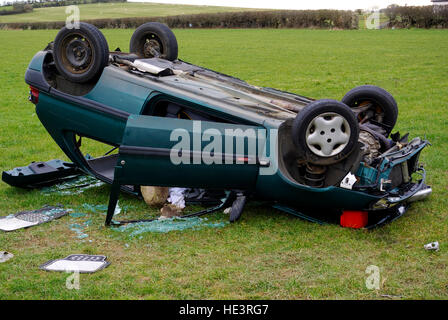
<box><xmin>0</xmin><ymin>5</ymin><xmax>13</xmax><ymax>11</ymax></box>
<box><xmin>0</xmin><ymin>2</ymin><xmax>253</xmax><ymax>23</ymax></box>
<box><xmin>0</xmin><ymin>28</ymin><xmax>447</xmax><ymax>299</ymax></box>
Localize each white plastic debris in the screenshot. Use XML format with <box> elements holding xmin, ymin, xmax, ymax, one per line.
<box><xmin>40</xmin><ymin>254</ymin><xmax>110</xmax><ymax>273</ymax></box>
<box><xmin>167</xmin><ymin>188</ymin><xmax>187</xmax><ymax>209</ymax></box>
<box><xmin>114</xmin><ymin>201</ymin><xmax>122</xmax><ymax>216</ymax></box>
<box><xmin>223</xmin><ymin>207</ymin><xmax>232</xmax><ymax>214</ymax></box>
<box><xmin>340</xmin><ymin>172</ymin><xmax>357</xmax><ymax>190</ymax></box>
<box><xmin>133</xmin><ymin>60</ymin><xmax>168</xmax><ymax>75</ymax></box>
<box><xmin>0</xmin><ymin>206</ymin><xmax>69</xmax><ymax>232</ymax></box>
<box><xmin>0</xmin><ymin>251</ymin><xmax>14</xmax><ymax>263</ymax></box>
<box><xmin>0</xmin><ymin>217</ymin><xmax>38</xmax><ymax>232</ymax></box>
<box><xmin>424</xmin><ymin>241</ymin><xmax>439</xmax><ymax>251</ymax></box>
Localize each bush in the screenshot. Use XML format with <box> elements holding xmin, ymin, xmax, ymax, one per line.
<box><xmin>1</xmin><ymin>9</ymin><xmax>359</xmax><ymax>30</ymax></box>
<box><xmin>0</xmin><ymin>2</ymin><xmax>33</xmax><ymax>16</ymax></box>
<box><xmin>383</xmin><ymin>5</ymin><xmax>448</xmax><ymax>28</ymax></box>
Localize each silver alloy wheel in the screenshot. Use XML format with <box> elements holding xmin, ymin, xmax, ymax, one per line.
<box><xmin>305</xmin><ymin>112</ymin><xmax>351</xmax><ymax>157</ymax></box>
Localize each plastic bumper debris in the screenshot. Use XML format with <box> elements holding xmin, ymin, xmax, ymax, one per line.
<box><xmin>424</xmin><ymin>241</ymin><xmax>439</xmax><ymax>251</ymax></box>
<box><xmin>0</xmin><ymin>205</ymin><xmax>70</xmax><ymax>232</ymax></box>
<box><xmin>2</xmin><ymin>159</ymin><xmax>80</xmax><ymax>188</ymax></box>
<box><xmin>0</xmin><ymin>251</ymin><xmax>14</xmax><ymax>263</ymax></box>
<box><xmin>39</xmin><ymin>254</ymin><xmax>110</xmax><ymax>273</ymax></box>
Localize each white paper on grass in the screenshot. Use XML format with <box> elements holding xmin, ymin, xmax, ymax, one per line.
<box><xmin>0</xmin><ymin>251</ymin><xmax>14</xmax><ymax>263</ymax></box>
<box><xmin>168</xmin><ymin>187</ymin><xmax>187</xmax><ymax>209</ymax></box>
<box><xmin>0</xmin><ymin>217</ymin><xmax>39</xmax><ymax>232</ymax></box>
<box><xmin>43</xmin><ymin>260</ymin><xmax>107</xmax><ymax>273</ymax></box>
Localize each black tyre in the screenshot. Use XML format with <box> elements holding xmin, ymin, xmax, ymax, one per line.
<box><xmin>130</xmin><ymin>22</ymin><xmax>178</xmax><ymax>61</ymax></box>
<box><xmin>53</xmin><ymin>22</ymin><xmax>109</xmax><ymax>83</ymax></box>
<box><xmin>341</xmin><ymin>85</ymin><xmax>398</xmax><ymax>136</ymax></box>
<box><xmin>292</xmin><ymin>99</ymin><xmax>360</xmax><ymax>165</ymax></box>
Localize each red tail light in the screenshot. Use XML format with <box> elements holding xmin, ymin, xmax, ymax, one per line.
<box><xmin>29</xmin><ymin>86</ymin><xmax>39</xmax><ymax>104</ymax></box>
<box><xmin>340</xmin><ymin>210</ymin><xmax>368</xmax><ymax>228</ymax></box>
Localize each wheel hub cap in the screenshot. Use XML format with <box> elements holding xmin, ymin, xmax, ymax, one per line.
<box><xmin>305</xmin><ymin>112</ymin><xmax>351</xmax><ymax>157</ymax></box>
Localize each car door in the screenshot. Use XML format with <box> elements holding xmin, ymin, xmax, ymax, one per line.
<box><xmin>116</xmin><ymin>114</ymin><xmax>265</xmax><ymax>190</ymax></box>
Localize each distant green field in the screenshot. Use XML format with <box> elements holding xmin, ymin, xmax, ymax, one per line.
<box><xmin>0</xmin><ymin>2</ymin><xmax>253</xmax><ymax>23</ymax></box>
<box><xmin>0</xmin><ymin>5</ymin><xmax>13</xmax><ymax>11</ymax></box>
<box><xmin>0</xmin><ymin>29</ymin><xmax>447</xmax><ymax>299</ymax></box>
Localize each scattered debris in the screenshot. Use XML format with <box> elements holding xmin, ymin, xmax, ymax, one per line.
<box><xmin>40</xmin><ymin>254</ymin><xmax>110</xmax><ymax>273</ymax></box>
<box><xmin>82</xmin><ymin>202</ymin><xmax>122</xmax><ymax>216</ymax></box>
<box><xmin>69</xmin><ymin>220</ymin><xmax>91</xmax><ymax>239</ymax></box>
<box><xmin>223</xmin><ymin>207</ymin><xmax>232</xmax><ymax>214</ymax></box>
<box><xmin>160</xmin><ymin>204</ymin><xmax>183</xmax><ymax>218</ymax></box>
<box><xmin>340</xmin><ymin>172</ymin><xmax>357</xmax><ymax>190</ymax></box>
<box><xmin>0</xmin><ymin>251</ymin><xmax>14</xmax><ymax>263</ymax></box>
<box><xmin>184</xmin><ymin>189</ymin><xmax>226</xmax><ymax>205</ymax></box>
<box><xmin>68</xmin><ymin>209</ymin><xmax>91</xmax><ymax>240</ymax></box>
<box><xmin>142</xmin><ymin>187</ymin><xmax>225</xmax><ymax>220</ymax></box>
<box><xmin>424</xmin><ymin>241</ymin><xmax>440</xmax><ymax>251</ymax></box>
<box><xmin>167</xmin><ymin>187</ymin><xmax>187</xmax><ymax>209</ymax></box>
<box><xmin>114</xmin><ymin>216</ymin><xmax>228</xmax><ymax>237</ymax></box>
<box><xmin>141</xmin><ymin>186</ymin><xmax>169</xmax><ymax>206</ymax></box>
<box><xmin>67</xmin><ymin>202</ymin><xmax>128</xmax><ymax>240</ymax></box>
<box><xmin>41</xmin><ymin>175</ymin><xmax>104</xmax><ymax>196</ymax></box>
<box><xmin>147</xmin><ymin>187</ymin><xmax>188</xmax><ymax>218</ymax></box>
<box><xmin>1</xmin><ymin>159</ymin><xmax>80</xmax><ymax>189</ymax></box>
<box><xmin>0</xmin><ymin>205</ymin><xmax>70</xmax><ymax>232</ymax></box>
<box><xmin>69</xmin><ymin>212</ymin><xmax>88</xmax><ymax>218</ymax></box>
<box><xmin>82</xmin><ymin>203</ymin><xmax>107</xmax><ymax>213</ymax></box>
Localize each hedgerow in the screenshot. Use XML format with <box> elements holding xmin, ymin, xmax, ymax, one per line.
<box><xmin>383</xmin><ymin>5</ymin><xmax>448</xmax><ymax>28</ymax></box>
<box><xmin>1</xmin><ymin>10</ymin><xmax>359</xmax><ymax>30</ymax></box>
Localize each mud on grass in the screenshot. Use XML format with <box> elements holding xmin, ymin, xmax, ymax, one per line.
<box><xmin>0</xmin><ymin>29</ymin><xmax>447</xmax><ymax>299</ymax></box>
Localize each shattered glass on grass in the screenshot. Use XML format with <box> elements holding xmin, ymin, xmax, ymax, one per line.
<box><xmin>69</xmin><ymin>212</ymin><xmax>88</xmax><ymax>218</ymax></box>
<box><xmin>69</xmin><ymin>220</ymin><xmax>92</xmax><ymax>239</ymax></box>
<box><xmin>67</xmin><ymin>202</ymin><xmax>125</xmax><ymax>240</ymax></box>
<box><xmin>82</xmin><ymin>202</ymin><xmax>123</xmax><ymax>216</ymax></box>
<box><xmin>114</xmin><ymin>216</ymin><xmax>229</xmax><ymax>237</ymax></box>
<box><xmin>68</xmin><ymin>209</ymin><xmax>91</xmax><ymax>240</ymax></box>
<box><xmin>41</xmin><ymin>175</ymin><xmax>104</xmax><ymax>196</ymax></box>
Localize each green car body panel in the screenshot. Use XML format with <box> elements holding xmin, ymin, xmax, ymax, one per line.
<box><xmin>24</xmin><ymin>50</ymin><xmax>428</xmax><ymax>213</ymax></box>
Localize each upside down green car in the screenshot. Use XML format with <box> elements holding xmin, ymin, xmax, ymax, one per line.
<box><xmin>17</xmin><ymin>22</ymin><xmax>431</xmax><ymax>228</ymax></box>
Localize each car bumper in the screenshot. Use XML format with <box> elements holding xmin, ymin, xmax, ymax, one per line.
<box><xmin>372</xmin><ymin>167</ymin><xmax>431</xmax><ymax>210</ymax></box>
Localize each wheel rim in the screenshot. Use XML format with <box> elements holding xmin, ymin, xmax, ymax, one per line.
<box><xmin>353</xmin><ymin>100</ymin><xmax>384</xmax><ymax>124</ymax></box>
<box><xmin>60</xmin><ymin>33</ymin><xmax>94</xmax><ymax>74</ymax></box>
<box><xmin>142</xmin><ymin>33</ymin><xmax>163</xmax><ymax>58</ymax></box>
<box><xmin>305</xmin><ymin>112</ymin><xmax>351</xmax><ymax>157</ymax></box>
